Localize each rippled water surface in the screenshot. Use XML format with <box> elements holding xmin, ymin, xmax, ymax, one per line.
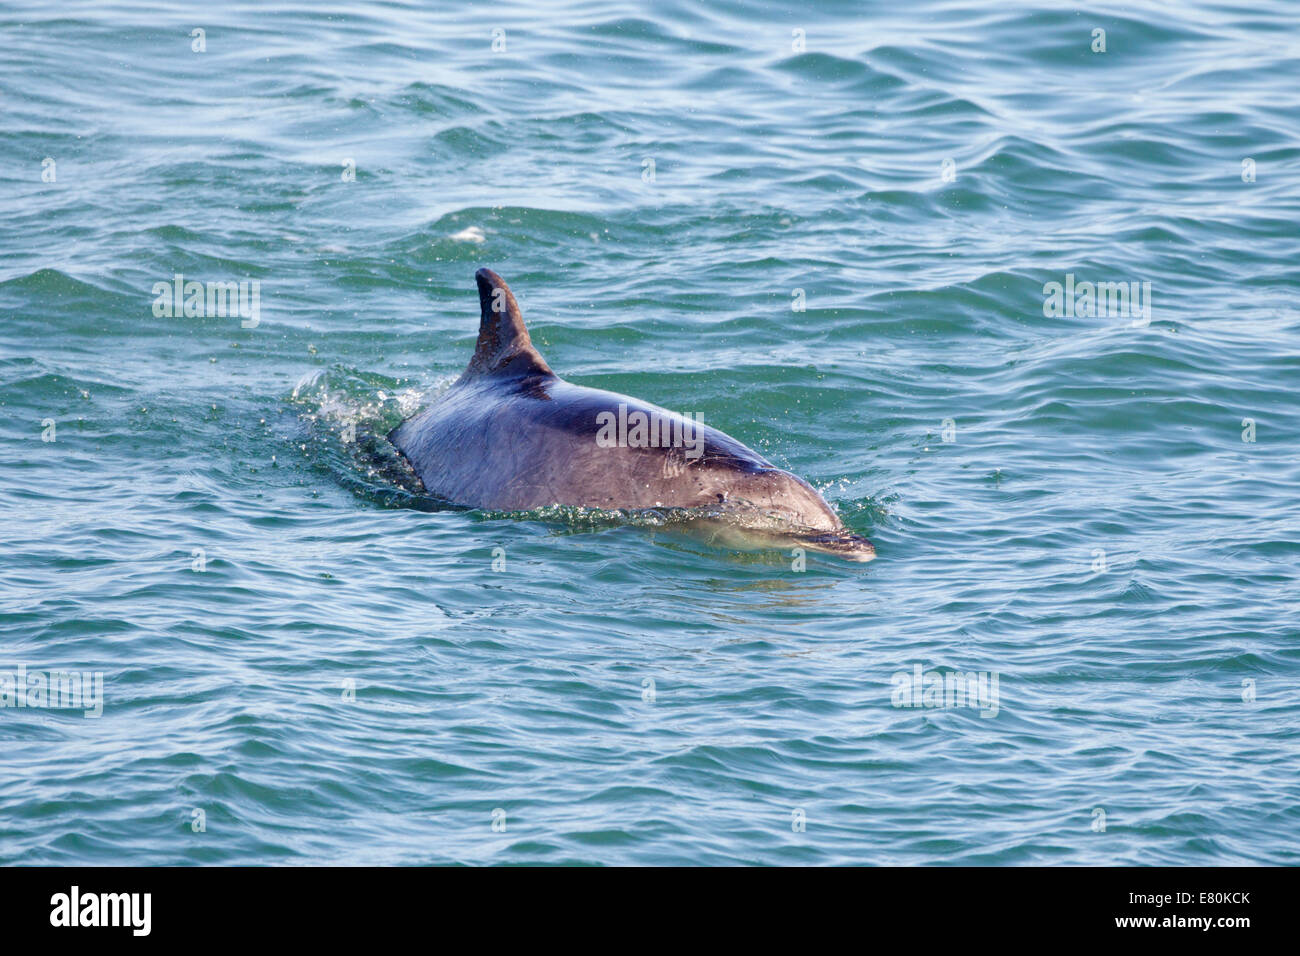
<box><xmin>2</xmin><ymin>0</ymin><xmax>1298</xmax><ymax>865</ymax></box>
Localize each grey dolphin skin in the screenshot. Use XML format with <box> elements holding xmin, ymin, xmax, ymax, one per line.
<box><xmin>389</xmin><ymin>269</ymin><xmax>875</xmax><ymax>562</ymax></box>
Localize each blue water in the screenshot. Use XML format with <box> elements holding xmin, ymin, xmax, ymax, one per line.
<box><xmin>1</xmin><ymin>0</ymin><xmax>1298</xmax><ymax>864</ymax></box>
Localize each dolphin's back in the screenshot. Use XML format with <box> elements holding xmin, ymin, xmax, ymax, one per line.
<box><xmin>392</xmin><ymin>374</ymin><xmax>765</xmax><ymax>510</ymax></box>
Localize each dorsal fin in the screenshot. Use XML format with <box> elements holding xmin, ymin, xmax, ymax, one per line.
<box><xmin>462</xmin><ymin>268</ymin><xmax>553</xmax><ymax>379</ymax></box>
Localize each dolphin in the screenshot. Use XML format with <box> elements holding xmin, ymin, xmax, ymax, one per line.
<box><xmin>388</xmin><ymin>269</ymin><xmax>875</xmax><ymax>561</ymax></box>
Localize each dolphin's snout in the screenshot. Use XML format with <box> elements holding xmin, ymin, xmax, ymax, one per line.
<box><xmin>797</xmin><ymin>530</ymin><xmax>877</xmax><ymax>563</ymax></box>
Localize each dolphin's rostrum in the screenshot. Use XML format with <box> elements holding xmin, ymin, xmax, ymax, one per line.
<box><xmin>388</xmin><ymin>269</ymin><xmax>875</xmax><ymax>561</ymax></box>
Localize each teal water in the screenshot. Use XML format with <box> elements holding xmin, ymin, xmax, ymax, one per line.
<box><xmin>2</xmin><ymin>0</ymin><xmax>1298</xmax><ymax>865</ymax></box>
